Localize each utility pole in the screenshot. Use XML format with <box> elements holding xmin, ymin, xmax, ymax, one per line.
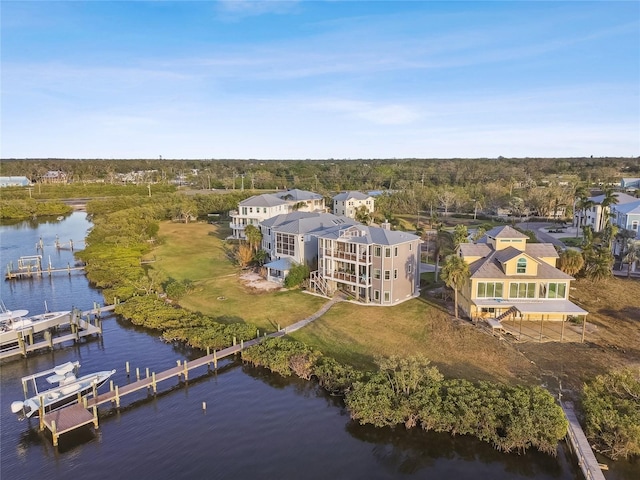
<box><xmin>251</xmin><ymin>175</ymin><xmax>255</xmax><ymax>190</ymax></box>
<box><xmin>241</xmin><ymin>174</ymin><xmax>245</xmax><ymax>191</ymax></box>
<box><xmin>148</xmin><ymin>184</ymin><xmax>151</xmax><ymax>197</ymax></box>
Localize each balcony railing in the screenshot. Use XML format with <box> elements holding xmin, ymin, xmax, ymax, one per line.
<box><xmin>325</xmin><ymin>270</ymin><xmax>370</xmax><ymax>285</ymax></box>
<box><xmin>321</xmin><ymin>248</ymin><xmax>370</xmax><ymax>263</ymax></box>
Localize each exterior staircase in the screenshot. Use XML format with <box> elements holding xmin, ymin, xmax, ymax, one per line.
<box><xmin>310</xmin><ymin>270</ymin><xmax>330</xmax><ymax>297</ymax></box>
<box><xmin>495</xmin><ymin>306</ymin><xmax>519</xmax><ymax>321</ymax></box>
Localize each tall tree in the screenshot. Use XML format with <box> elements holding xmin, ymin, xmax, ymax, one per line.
<box><xmin>244</xmin><ymin>224</ymin><xmax>263</xmax><ymax>253</ymax></box>
<box><xmin>440</xmin><ymin>254</ymin><xmax>470</xmax><ymax>319</ymax></box>
<box><xmin>433</xmin><ymin>226</ymin><xmax>453</xmax><ymax>283</ymax></box>
<box><xmin>599</xmin><ymin>187</ymin><xmax>619</xmax><ymax>232</ymax></box>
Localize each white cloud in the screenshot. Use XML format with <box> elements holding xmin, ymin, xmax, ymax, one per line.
<box><xmin>306</xmin><ymin>99</ymin><xmax>422</xmax><ymax>125</ymax></box>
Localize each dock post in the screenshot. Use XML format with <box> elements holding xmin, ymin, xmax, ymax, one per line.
<box><xmin>92</xmin><ymin>406</ymin><xmax>99</xmax><ymax>428</ymax></box>
<box><xmin>45</xmin><ymin>330</ymin><xmax>54</xmax><ymax>349</ymax></box>
<box><xmin>241</xmin><ymin>339</ymin><xmax>244</xmax><ymax>350</ymax></box>
<box><xmin>233</xmin><ymin>336</ymin><xmax>237</xmax><ymax>346</ymax></box>
<box><xmin>257</xmin><ymin>328</ymin><xmax>260</xmax><ymax>338</ymax></box>
<box><xmin>92</xmin><ymin>380</ymin><xmax>98</xmax><ymax>399</ymax></box>
<box><xmin>152</xmin><ymin>372</ymin><xmax>157</xmax><ymax>394</ymax></box>
<box><xmin>17</xmin><ymin>335</ymin><xmax>27</xmax><ymax>356</ymax></box>
<box><xmin>213</xmin><ymin>351</ymin><xmax>217</xmax><ymax>370</ymax></box>
<box><xmin>126</xmin><ymin>361</ymin><xmax>130</xmax><ymax>376</ymax></box>
<box><xmin>39</xmin><ymin>396</ymin><xmax>45</xmax><ymax>430</ymax></box>
<box><xmin>51</xmin><ymin>421</ymin><xmax>58</xmax><ymax>447</ymax></box>
<box><xmin>115</xmin><ymin>385</ymin><xmax>120</xmax><ymax>408</ymax></box>
<box><xmin>22</xmin><ymin>379</ymin><xmax>28</xmax><ymax>398</ymax></box>
<box><xmin>110</xmin><ymin>380</ymin><xmax>114</xmax><ymax>392</ymax></box>
<box><xmin>183</xmin><ymin>360</ymin><xmax>188</xmax><ymax>381</ymax></box>
<box><xmin>27</xmin><ymin>327</ymin><xmax>34</xmax><ymax>346</ymax></box>
<box><xmin>146</xmin><ymin>367</ymin><xmax>150</xmax><ymax>378</ymax></box>
<box><xmin>136</xmin><ymin>367</ymin><xmax>140</xmax><ymax>380</ymax></box>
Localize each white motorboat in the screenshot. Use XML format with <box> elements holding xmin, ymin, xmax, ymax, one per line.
<box><xmin>10</xmin><ymin>361</ymin><xmax>116</xmax><ymax>419</ymax></box>
<box><xmin>0</xmin><ymin>306</ymin><xmax>71</xmax><ymax>348</ymax></box>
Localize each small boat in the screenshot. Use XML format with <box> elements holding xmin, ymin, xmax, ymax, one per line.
<box><xmin>10</xmin><ymin>361</ymin><xmax>116</xmax><ymax>419</ymax></box>
<box><xmin>0</xmin><ymin>305</ymin><xmax>71</xmax><ymax>348</ymax></box>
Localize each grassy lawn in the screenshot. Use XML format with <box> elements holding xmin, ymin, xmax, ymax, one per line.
<box><xmin>151</xmin><ymin>221</ymin><xmax>640</xmax><ymax>391</ymax></box>
<box><xmin>559</xmin><ymin>237</ymin><xmax>583</xmax><ymax>248</ymax></box>
<box><xmin>151</xmin><ymin>221</ymin><xmax>325</xmax><ymax>329</ymax></box>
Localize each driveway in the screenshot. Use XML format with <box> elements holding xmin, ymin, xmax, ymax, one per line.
<box><xmin>516</xmin><ymin>222</ymin><xmax>572</xmax><ymax>248</ymax></box>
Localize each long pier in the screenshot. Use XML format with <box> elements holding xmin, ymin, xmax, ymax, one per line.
<box><xmin>0</xmin><ymin>305</ymin><xmax>114</xmax><ymax>361</ymax></box>
<box><xmin>561</xmin><ymin>401</ymin><xmax>607</xmax><ymax>480</ymax></box>
<box><xmin>34</xmin><ymin>296</ymin><xmax>346</xmax><ymax>445</ymax></box>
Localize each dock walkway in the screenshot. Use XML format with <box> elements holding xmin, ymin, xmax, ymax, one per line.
<box><xmin>561</xmin><ymin>401</ymin><xmax>606</xmax><ymax>480</ymax></box>
<box><xmin>41</xmin><ymin>296</ymin><xmax>344</xmax><ymax>444</ymax></box>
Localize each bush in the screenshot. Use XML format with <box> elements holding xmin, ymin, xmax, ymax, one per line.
<box><xmin>284</xmin><ymin>264</ymin><xmax>310</xmax><ymax>288</ymax></box>
<box><xmin>241</xmin><ymin>337</ymin><xmax>319</xmax><ymax>377</ymax></box>
<box><xmin>583</xmin><ymin>368</ymin><xmax>640</xmax><ymax>460</ymax></box>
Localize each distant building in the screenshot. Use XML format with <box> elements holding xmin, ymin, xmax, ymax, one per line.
<box><xmin>574</xmin><ymin>192</ymin><xmax>639</xmax><ymax>233</ymax></box>
<box><xmin>0</xmin><ymin>176</ymin><xmax>31</xmax><ymax>187</ymax></box>
<box><xmin>332</xmin><ymin>191</ymin><xmax>375</xmax><ymax>219</ymax></box>
<box><xmin>41</xmin><ymin>171</ymin><xmax>68</xmax><ymax>184</ymax></box>
<box><xmin>621</xmin><ymin>178</ymin><xmax>640</xmax><ymax>191</ymax></box>
<box><xmin>229</xmin><ymin>189</ymin><xmax>325</xmax><ymax>240</ymax></box>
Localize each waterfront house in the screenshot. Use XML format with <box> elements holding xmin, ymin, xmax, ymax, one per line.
<box><xmin>41</xmin><ymin>170</ymin><xmax>68</xmax><ymax>184</ymax></box>
<box><xmin>229</xmin><ymin>189</ymin><xmax>325</xmax><ymax>240</ymax></box>
<box><xmin>456</xmin><ymin>225</ymin><xmax>587</xmax><ymax>323</ymax></box>
<box><xmin>311</xmin><ymin>223</ymin><xmax>422</xmax><ymax>306</ymax></box>
<box><xmin>332</xmin><ymin>191</ymin><xmax>375</xmax><ymax>220</ymax></box>
<box><xmin>259</xmin><ymin>212</ymin><xmax>356</xmax><ymax>283</ymax></box>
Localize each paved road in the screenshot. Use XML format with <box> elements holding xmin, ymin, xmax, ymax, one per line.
<box><xmin>516</xmin><ymin>222</ymin><xmax>569</xmax><ymax>248</ymax></box>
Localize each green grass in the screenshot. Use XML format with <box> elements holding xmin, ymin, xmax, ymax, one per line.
<box><xmin>152</xmin><ymin>222</ymin><xmax>325</xmax><ymax>330</ymax></box>
<box><xmin>559</xmin><ymin>237</ymin><xmax>583</xmax><ymax>248</ymax></box>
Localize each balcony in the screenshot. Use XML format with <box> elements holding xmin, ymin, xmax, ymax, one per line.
<box><xmin>322</xmin><ymin>248</ymin><xmax>370</xmax><ymax>263</ymax></box>
<box><xmin>325</xmin><ymin>270</ymin><xmax>370</xmax><ymax>285</ymax></box>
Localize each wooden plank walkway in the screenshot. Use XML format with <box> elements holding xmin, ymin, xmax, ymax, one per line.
<box><xmin>561</xmin><ymin>401</ymin><xmax>607</xmax><ymax>480</ymax></box>
<box><xmin>37</xmin><ymin>295</ymin><xmax>345</xmax><ymax>445</ymax></box>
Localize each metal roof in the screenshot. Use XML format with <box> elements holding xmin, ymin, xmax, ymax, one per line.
<box><xmin>473</xmin><ymin>299</ymin><xmax>587</xmax><ymax>315</ymax></box>
<box><xmin>333</xmin><ymin>191</ymin><xmax>371</xmax><ymax>201</ymax></box>
<box><xmin>484</xmin><ymin>225</ymin><xmax>529</xmax><ymax>239</ymax></box>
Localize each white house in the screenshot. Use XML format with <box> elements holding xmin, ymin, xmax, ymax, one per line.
<box><xmin>332</xmin><ymin>191</ymin><xmax>375</xmax><ymax>220</ymax></box>
<box><xmin>259</xmin><ymin>212</ymin><xmax>356</xmax><ymax>283</ymax></box>
<box><xmin>0</xmin><ymin>176</ymin><xmax>31</xmax><ymax>187</ymax></box>
<box><xmin>229</xmin><ymin>189</ymin><xmax>325</xmax><ymax>239</ymax></box>
<box><xmin>574</xmin><ymin>192</ymin><xmax>639</xmax><ymax>233</ymax></box>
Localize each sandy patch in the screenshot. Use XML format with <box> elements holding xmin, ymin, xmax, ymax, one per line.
<box><xmin>239</xmin><ymin>271</ymin><xmax>283</xmax><ymax>292</ymax></box>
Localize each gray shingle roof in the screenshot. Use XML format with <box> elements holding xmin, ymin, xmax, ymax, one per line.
<box><xmin>458</xmin><ymin>244</ymin><xmax>491</xmax><ymax>257</ymax></box>
<box><xmin>484</xmin><ymin>225</ymin><xmax>529</xmax><ymax>239</ymax></box>
<box><xmin>239</xmin><ymin>194</ymin><xmax>287</xmax><ymax>208</ymax></box>
<box><xmin>274</xmin><ymin>189</ymin><xmax>323</xmax><ymax>201</ymax></box>
<box><xmin>265</xmin><ymin>212</ymin><xmax>355</xmax><ymax>235</ymax></box>
<box><xmin>525</xmin><ymin>243</ymin><xmax>559</xmax><ymax>258</ymax></box>
<box><xmin>468</xmin><ymin>252</ymin><xmax>572</xmax><ymax>280</ymax></box>
<box><xmin>494</xmin><ymin>246</ymin><xmax>537</xmax><ymax>264</ymax></box>
<box><xmin>318</xmin><ymin>224</ymin><xmax>420</xmax><ymax>246</ymax></box>
<box><xmin>333</xmin><ymin>191</ymin><xmax>371</xmax><ymax>201</ymax></box>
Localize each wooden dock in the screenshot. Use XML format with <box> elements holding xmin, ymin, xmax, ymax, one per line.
<box><xmin>41</xmin><ymin>404</ymin><xmax>99</xmax><ymax>446</ymax></box>
<box><xmin>562</xmin><ymin>401</ymin><xmax>607</xmax><ymax>480</ymax></box>
<box><xmin>0</xmin><ymin>305</ymin><xmax>114</xmax><ymax>361</ymax></box>
<box><xmin>5</xmin><ymin>255</ymin><xmax>85</xmax><ymax>280</ymax></box>
<box><xmin>36</xmin><ymin>296</ymin><xmax>345</xmax><ymax>445</ymax></box>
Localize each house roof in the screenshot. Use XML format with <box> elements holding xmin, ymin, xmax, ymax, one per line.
<box><xmin>239</xmin><ymin>193</ymin><xmax>287</xmax><ymax>208</ymax></box>
<box><xmin>274</xmin><ymin>189</ymin><xmax>323</xmax><ymax>202</ymax></box>
<box><xmin>474</xmin><ymin>299</ymin><xmax>587</xmax><ymax>315</ymax></box>
<box><xmin>589</xmin><ymin>192</ymin><xmax>638</xmax><ymax>205</ymax></box>
<box><xmin>525</xmin><ymin>243</ymin><xmax>559</xmax><ymax>258</ymax></box>
<box><xmin>333</xmin><ymin>191</ymin><xmax>371</xmax><ymax>201</ymax></box>
<box><xmin>264</xmin><ymin>258</ymin><xmax>294</xmax><ymax>272</ymax></box>
<box><xmin>318</xmin><ymin>224</ymin><xmax>420</xmax><ymax>246</ymax></box>
<box><xmin>484</xmin><ymin>225</ymin><xmax>529</xmax><ymax>239</ymax></box>
<box><xmin>468</xmin><ymin>251</ymin><xmax>572</xmax><ymax>280</ymax></box>
<box><xmin>613</xmin><ymin>199</ymin><xmax>640</xmax><ymax>215</ymax></box>
<box><xmin>263</xmin><ymin>212</ymin><xmax>355</xmax><ymax>235</ymax></box>
<box><xmin>494</xmin><ymin>246</ymin><xmax>539</xmax><ymax>265</ymax></box>
<box><xmin>459</xmin><ymin>244</ymin><xmax>492</xmax><ymax>257</ymax></box>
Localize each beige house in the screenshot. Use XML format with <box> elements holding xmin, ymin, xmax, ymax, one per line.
<box><xmin>332</xmin><ymin>191</ymin><xmax>375</xmax><ymax>220</ymax></box>
<box><xmin>310</xmin><ymin>224</ymin><xmax>421</xmax><ymax>306</ymax></box>
<box><xmin>457</xmin><ymin>226</ymin><xmax>587</xmax><ymax>327</ymax></box>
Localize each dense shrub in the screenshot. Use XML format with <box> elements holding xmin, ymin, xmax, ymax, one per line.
<box><xmin>583</xmin><ymin>368</ymin><xmax>640</xmax><ymax>460</ymax></box>
<box><xmin>284</xmin><ymin>264</ymin><xmax>310</xmax><ymax>288</ymax></box>
<box><xmin>241</xmin><ymin>337</ymin><xmax>319</xmax><ymax>377</ymax></box>
<box><xmin>0</xmin><ymin>199</ymin><xmax>72</xmax><ymax>219</ymax></box>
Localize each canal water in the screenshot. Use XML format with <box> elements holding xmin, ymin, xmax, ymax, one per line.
<box><xmin>0</xmin><ymin>212</ymin><xmax>632</xmax><ymax>479</ymax></box>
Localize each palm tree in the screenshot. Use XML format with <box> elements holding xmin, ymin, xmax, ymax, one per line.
<box><xmin>558</xmin><ymin>249</ymin><xmax>585</xmax><ymax>277</ymax></box>
<box><xmin>575</xmin><ymin>195</ymin><xmax>595</xmax><ymax>238</ymax></box>
<box><xmin>622</xmin><ymin>239</ymin><xmax>640</xmax><ymax>277</ymax></box>
<box><xmin>599</xmin><ymin>187</ymin><xmax>619</xmax><ymax>232</ymax></box>
<box><xmin>585</xmin><ymin>246</ymin><xmax>614</xmax><ymax>282</ymax></box>
<box><xmin>440</xmin><ymin>254</ymin><xmax>470</xmax><ymax>319</ymax></box>
<box><xmin>244</xmin><ymin>224</ymin><xmax>263</xmax><ymax>253</ymax></box>
<box><xmin>433</xmin><ymin>226</ymin><xmax>453</xmax><ymax>283</ymax></box>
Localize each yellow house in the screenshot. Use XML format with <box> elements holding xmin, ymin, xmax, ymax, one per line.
<box><xmin>457</xmin><ymin>226</ymin><xmax>588</xmax><ymax>327</ymax></box>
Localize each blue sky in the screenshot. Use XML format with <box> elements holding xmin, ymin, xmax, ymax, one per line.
<box><xmin>1</xmin><ymin>1</ymin><xmax>638</xmax><ymax>159</ymax></box>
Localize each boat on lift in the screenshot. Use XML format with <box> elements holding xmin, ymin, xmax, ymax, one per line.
<box><xmin>0</xmin><ymin>303</ymin><xmax>71</xmax><ymax>348</ymax></box>
<box><xmin>10</xmin><ymin>361</ymin><xmax>116</xmax><ymax>419</ymax></box>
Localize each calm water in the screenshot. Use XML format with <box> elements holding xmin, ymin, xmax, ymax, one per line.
<box><xmin>0</xmin><ymin>212</ymin><xmax>632</xmax><ymax>479</ymax></box>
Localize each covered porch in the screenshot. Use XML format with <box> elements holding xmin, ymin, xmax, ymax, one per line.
<box><xmin>474</xmin><ymin>299</ymin><xmax>590</xmax><ymax>343</ymax></box>
<box><xmin>264</xmin><ymin>258</ymin><xmax>293</xmax><ymax>284</ymax></box>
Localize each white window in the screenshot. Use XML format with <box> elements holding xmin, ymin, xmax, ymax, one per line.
<box><xmin>516</xmin><ymin>258</ymin><xmax>527</xmax><ymax>274</ymax></box>
<box><xmin>373</xmin><ymin>269</ymin><xmax>381</xmax><ymax>280</ymax></box>
<box><xmin>384</xmin><ymin>270</ymin><xmax>390</xmax><ymax>280</ymax></box>
<box><xmin>374</xmin><ymin>290</ymin><xmax>380</xmax><ymax>301</ymax></box>
<box><xmin>275</xmin><ymin>233</ymin><xmax>295</xmax><ymax>256</ymax></box>
<box><xmin>385</xmin><ymin>248</ymin><xmax>391</xmax><ymax>258</ymax></box>
<box><xmin>384</xmin><ymin>291</ymin><xmax>390</xmax><ymax>302</ymax></box>
<box><xmin>632</xmin><ymin>220</ymin><xmax>639</xmax><ymax>231</ymax></box>
<box><xmin>477</xmin><ymin>282</ymin><xmax>503</xmax><ymax>298</ymax></box>
<box><xmin>393</xmin><ymin>269</ymin><xmax>398</xmax><ymax>279</ymax></box>
<box><xmin>509</xmin><ymin>282</ymin><xmax>536</xmax><ymax>299</ymax></box>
